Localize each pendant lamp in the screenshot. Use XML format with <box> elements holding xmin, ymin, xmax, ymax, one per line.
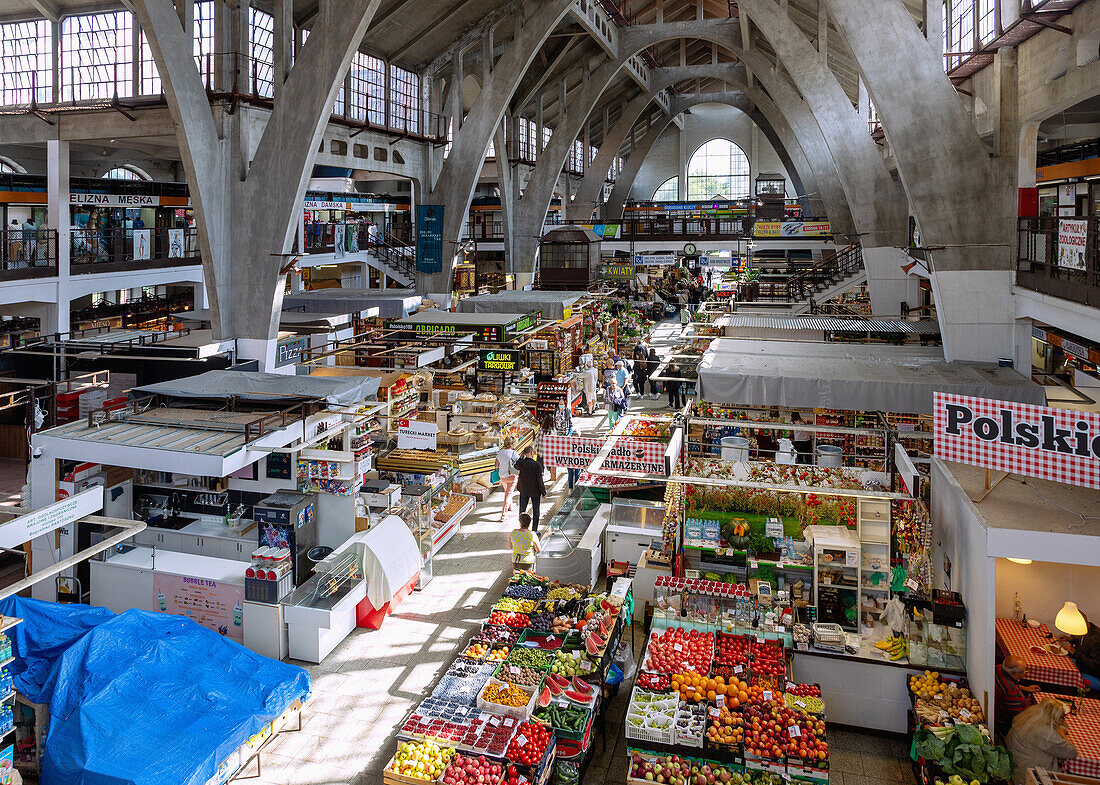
<box><xmin>1008</xmin><ymin>558</ymin><xmax>1032</xmax><ymax>565</ymax></box>
<box><xmin>1055</xmin><ymin>601</ymin><xmax>1088</xmax><ymax>636</ymax></box>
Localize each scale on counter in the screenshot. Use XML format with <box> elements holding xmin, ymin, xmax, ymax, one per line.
<box><xmin>812</xmin><ymin>622</ymin><xmax>847</xmax><ymax>652</ymax></box>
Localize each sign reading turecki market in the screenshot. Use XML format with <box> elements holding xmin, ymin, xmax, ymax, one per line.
<box><xmin>933</xmin><ymin>392</ymin><xmax>1100</xmax><ymax>490</ymax></box>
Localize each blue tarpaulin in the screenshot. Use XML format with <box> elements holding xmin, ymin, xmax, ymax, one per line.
<box><xmin>0</xmin><ymin>597</ymin><xmax>310</xmax><ymax>785</ymax></box>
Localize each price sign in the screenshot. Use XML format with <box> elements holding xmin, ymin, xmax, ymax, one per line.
<box><xmin>572</xmin><ymin>650</ymin><xmax>581</xmax><ymax>660</ymax></box>
<box><xmin>959</xmin><ymin>708</ymin><xmax>971</xmax><ymax>719</ymax></box>
<box><xmin>516</xmin><ymin>734</ymin><xmax>528</xmax><ymax>747</ymax></box>
<box><xmin>734</xmin><ymin>665</ymin><xmax>743</xmax><ymax>674</ymax></box>
<box><xmin>489</xmin><ymin>715</ymin><xmax>501</xmax><ymax>726</ymax></box>
<box><xmin>750</xmin><ymin>559</ymin><xmax>759</xmax><ymax>569</ymax></box>
<box><xmin>905</xmin><ymin>578</ymin><xmax>919</xmax><ymax>591</ymax></box>
<box><xmin>511</xmin><ymin>666</ymin><xmax>521</xmax><ymax>675</ymax></box>
<box><xmin>709</xmin><ymin>707</ymin><xmax>721</xmax><ymax>718</ymax></box>
<box><xmin>795</xmin><ymin>699</ymin><xmax>806</xmax><ymax>708</ymax></box>
<box><xmin>933</xmin><ymin>694</ymin><xmax>943</xmax><ymax>701</ymax></box>
<box><xmin>716</xmin><ymin>695</ymin><xmax>725</xmax><ymax>707</ymax></box>
<box><xmin>775</xmin><ymin>625</ymin><xmax>786</xmax><ymax>634</ymax></box>
<box><xmin>788</xmin><ymin>725</ymin><xmax>801</xmax><ymax>738</ymax></box>
<box><xmin>763</xmin><ymin>690</ymin><xmax>773</xmax><ymax>702</ymax></box>
<box><xmin>674</xmin><ymin>643</ymin><xmax>683</xmax><ymax>652</ymax></box>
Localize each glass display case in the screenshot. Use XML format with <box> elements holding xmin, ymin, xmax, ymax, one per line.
<box><xmin>538</xmin><ymin>485</ymin><xmax>606</xmax><ymax>586</ymax></box>
<box><xmin>908</xmin><ymin>616</ymin><xmax>967</xmax><ymax>671</ymax></box>
<box><xmin>283</xmin><ymin>550</ymin><xmax>363</xmax><ymax>612</ymax></box>
<box><xmin>610</xmin><ymin>498</ymin><xmax>666</xmax><ymax>529</ymax></box>
<box><xmin>391</xmin><ymin>474</ymin><xmax>452</xmax><ymax>589</ymax></box>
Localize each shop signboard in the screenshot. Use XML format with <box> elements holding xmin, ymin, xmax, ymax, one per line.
<box><xmin>933</xmin><ymin>392</ymin><xmax>1100</xmax><ymax>490</ymax></box>
<box><xmin>583</xmin><ymin>224</ymin><xmax>621</xmax><ymax>239</ymax></box>
<box><xmin>1057</xmin><ymin>219</ymin><xmax>1087</xmax><ymax>270</ymax></box>
<box><xmin>541</xmin><ymin>434</ymin><xmax>668</xmax><ymax>475</ymax></box>
<box><xmin>600</xmin><ymin>262</ymin><xmax>636</xmax><ymax>281</ymax></box>
<box><xmin>479</xmin><ymin>349</ymin><xmax>521</xmax><ymax>372</ymax></box>
<box><xmin>275</xmin><ymin>335</ymin><xmax>309</xmax><ymax>367</ymax></box>
<box><xmin>152</xmin><ymin>573</ymin><xmax>244</xmax><ymax>642</ymax></box>
<box><xmin>71</xmin><ymin>193</ymin><xmax>159</xmax><ymax>207</ymax></box>
<box><xmin>633</xmin><ymin>253</ymin><xmax>676</xmax><ymax>266</ymax></box>
<box><xmin>416</xmin><ymin>204</ymin><xmax>445</xmax><ymax>274</ymax></box>
<box><xmin>397</xmin><ymin>418</ymin><xmax>438</xmax><ymax>450</ymax></box>
<box><xmin>511</xmin><ymin>311</ymin><xmax>541</xmax><ymax>334</ymax></box>
<box><xmin>0</xmin><ymin>486</ymin><xmax>103</xmax><ymax>549</ymax></box>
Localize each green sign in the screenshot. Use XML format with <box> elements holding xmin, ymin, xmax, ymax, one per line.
<box><xmin>275</xmin><ymin>335</ymin><xmax>309</xmax><ymax>367</ymax></box>
<box><xmin>512</xmin><ymin>311</ymin><xmax>541</xmax><ymax>333</ymax></box>
<box><xmin>601</xmin><ymin>263</ymin><xmax>636</xmax><ymax>281</ymax></box>
<box><xmin>479</xmin><ymin>349</ymin><xmax>521</xmax><ymax>373</ymax></box>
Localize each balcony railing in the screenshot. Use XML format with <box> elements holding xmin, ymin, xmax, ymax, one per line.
<box><xmin>0</xmin><ymin>229</ymin><xmax>58</xmax><ymax>280</ymax></box>
<box><xmin>1017</xmin><ymin>216</ymin><xmax>1100</xmax><ymax>306</ymax></box>
<box><xmin>620</xmin><ymin>216</ymin><xmax>750</xmax><ymax>240</ymax></box>
<box><xmin>70</xmin><ymin>227</ymin><xmax>201</xmax><ymax>274</ymax></box>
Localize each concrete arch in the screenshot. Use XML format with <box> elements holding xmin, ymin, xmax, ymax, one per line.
<box><xmin>420</xmin><ymin>0</ymin><xmax>578</xmax><ymax>293</ymax></box>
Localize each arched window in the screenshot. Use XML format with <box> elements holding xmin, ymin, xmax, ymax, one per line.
<box><xmin>102</xmin><ymin>165</ymin><xmax>152</xmax><ymax>181</ymax></box>
<box><xmin>653</xmin><ymin>177</ymin><xmax>678</xmax><ymax>201</ymax></box>
<box><xmin>688</xmin><ymin>139</ymin><xmax>749</xmax><ymax>200</ymax></box>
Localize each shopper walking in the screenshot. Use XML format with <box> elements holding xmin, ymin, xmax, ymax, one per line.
<box><xmin>581</xmin><ymin>358</ymin><xmax>599</xmax><ymax>415</ymax></box>
<box><xmin>510</xmin><ymin>514</ymin><xmax>541</xmax><ymax>574</ymax></box>
<box><xmin>614</xmin><ymin>360</ymin><xmax>629</xmax><ymax>394</ymax></box>
<box><xmin>514</xmin><ymin>446</ymin><xmax>546</xmax><ymax>532</ymax></box>
<box><xmin>632</xmin><ymin>339</ymin><xmax>648</xmax><ymax>394</ymax></box>
<box><xmin>1005</xmin><ymin>698</ymin><xmax>1078</xmax><ymax>785</ymax></box>
<box><xmin>607</xmin><ymin>383</ymin><xmax>627</xmax><ymax>427</ymax></box>
<box><xmin>666</xmin><ymin>363</ymin><xmax>684</xmax><ymax>410</ymax></box>
<box><xmin>792</xmin><ymin>412</ymin><xmax>813</xmax><ymax>465</ymax></box>
<box><xmin>495</xmin><ymin>436</ymin><xmax>520</xmax><ymax>522</ymax></box>
<box><xmin>647</xmin><ymin>348</ymin><xmax>661</xmax><ymax>398</ymax></box>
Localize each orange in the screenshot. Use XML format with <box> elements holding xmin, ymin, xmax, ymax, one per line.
<box><xmin>707</xmin><ymin>690</ymin><xmax>716</xmax><ymax>701</ymax></box>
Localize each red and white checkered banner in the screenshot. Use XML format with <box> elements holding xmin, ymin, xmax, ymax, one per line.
<box><xmin>934</xmin><ymin>392</ymin><xmax>1100</xmax><ymax>490</ymax></box>
<box><xmin>541</xmin><ymin>434</ymin><xmax>667</xmax><ymax>475</ymax></box>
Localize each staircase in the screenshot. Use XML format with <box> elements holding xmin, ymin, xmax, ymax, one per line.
<box><xmin>746</xmin><ymin>244</ymin><xmax>867</xmax><ymax>315</ymax></box>
<box><xmin>363</xmin><ymin>233</ymin><xmax>417</xmax><ymax>286</ymax></box>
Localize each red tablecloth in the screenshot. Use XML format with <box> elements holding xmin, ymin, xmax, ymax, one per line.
<box><xmin>995</xmin><ymin>618</ymin><xmax>1089</xmax><ymax>690</ymax></box>
<box><xmin>1036</xmin><ymin>692</ymin><xmax>1100</xmax><ymax>779</ymax></box>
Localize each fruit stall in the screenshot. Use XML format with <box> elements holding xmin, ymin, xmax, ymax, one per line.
<box><xmin>387</xmin><ymin>572</ymin><xmax>633</xmax><ymax>785</ymax></box>
<box><xmin>625</xmin><ymin>619</ymin><xmax>830</xmax><ymax>785</ymax></box>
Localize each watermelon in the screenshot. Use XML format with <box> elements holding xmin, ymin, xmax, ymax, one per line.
<box><xmin>548</xmin><ymin>673</ymin><xmax>570</xmax><ymax>689</ymax></box>
<box><xmin>584</xmin><ymin>635</ymin><xmax>600</xmax><ymax>656</ymax></box>
<box><xmin>546</xmin><ymin>678</ymin><xmax>563</xmax><ymax>696</ymax></box>
<box><xmin>703</xmin><ymin>571</ymin><xmax>722</xmax><ymax>582</ymax></box>
<box><xmin>563</xmin><ymin>689</ymin><xmax>591</xmax><ymax>704</ymax></box>
<box><xmin>537</xmin><ymin>685</ymin><xmax>552</xmax><ymax>708</ymax></box>
<box><xmin>571</xmin><ymin>677</ymin><xmax>593</xmax><ymax>695</ymax></box>
<box><xmin>589</xmin><ymin>631</ymin><xmax>605</xmax><ymax>647</ymax></box>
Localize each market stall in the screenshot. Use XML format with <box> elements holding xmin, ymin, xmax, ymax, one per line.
<box><xmin>457</xmin><ymin>291</ymin><xmax>590</xmax><ymax>322</ymax></box>
<box><xmin>388</xmin><ymin>572</ymin><xmax>632</xmax><ymax>785</ymax></box>
<box><xmin>281</xmin><ymin>288</ymin><xmax>424</xmax><ymax>319</ymax></box>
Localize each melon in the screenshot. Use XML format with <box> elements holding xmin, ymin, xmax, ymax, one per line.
<box><xmin>537</xmin><ymin>685</ymin><xmax>552</xmax><ymax>708</ymax></box>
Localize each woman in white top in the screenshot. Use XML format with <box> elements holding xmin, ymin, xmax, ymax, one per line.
<box><xmin>581</xmin><ymin>359</ymin><xmax>599</xmax><ymax>416</ymax></box>
<box><xmin>496</xmin><ymin>436</ymin><xmax>520</xmax><ymax>521</ymax></box>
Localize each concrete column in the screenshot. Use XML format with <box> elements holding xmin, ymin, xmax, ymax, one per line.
<box><xmin>862</xmin><ymin>246</ymin><xmax>919</xmax><ymax>315</ymax></box>
<box><xmin>677</xmin><ymin>125</ymin><xmax>688</xmax><ymax>200</ymax></box>
<box><xmin>50</xmin><ymin>20</ymin><xmax>60</xmax><ymax>104</ymax></box>
<box><xmin>178</xmin><ymin>0</ymin><xmax>195</xmax><ymax>39</ymax></box>
<box><xmin>273</xmin><ymin>0</ymin><xmax>293</xmax><ymax>101</ymax></box>
<box><xmin>493</xmin><ymin>118</ymin><xmax>516</xmax><ymax>275</ymax></box>
<box><xmin>131</xmin><ymin>15</ymin><xmax>142</xmax><ymax>97</ymax></box>
<box><xmin>47</xmin><ymin>140</ymin><xmax>70</xmax><ymax>335</ymax></box>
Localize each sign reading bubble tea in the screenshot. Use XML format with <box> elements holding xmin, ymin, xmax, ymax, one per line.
<box><xmin>933</xmin><ymin>391</ymin><xmax>1100</xmax><ymax>490</ymax></box>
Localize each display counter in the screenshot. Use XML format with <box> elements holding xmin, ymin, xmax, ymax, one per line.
<box><xmin>91</xmin><ymin>545</ymin><xmax>246</xmax><ymax>613</ymax></box>
<box><xmin>537</xmin><ymin>489</ymin><xmax>607</xmax><ymax>587</ymax></box>
<box><xmin>282</xmin><ymin>550</ymin><xmax>367</xmax><ymax>663</ymax></box>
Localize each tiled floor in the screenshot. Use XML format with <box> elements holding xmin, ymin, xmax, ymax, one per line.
<box><xmin>0</xmin><ymin>458</ymin><xmax>26</xmax><ymax>507</ymax></box>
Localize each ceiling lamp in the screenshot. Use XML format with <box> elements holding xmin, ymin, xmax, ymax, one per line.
<box><xmin>1055</xmin><ymin>601</ymin><xmax>1088</xmax><ymax>636</ymax></box>
<box><xmin>1007</xmin><ymin>558</ymin><xmax>1032</xmax><ymax>565</ymax></box>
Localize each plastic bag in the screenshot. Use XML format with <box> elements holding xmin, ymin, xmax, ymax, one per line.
<box><xmin>613</xmin><ymin>640</ymin><xmax>637</xmax><ymax>682</ymax></box>
<box><xmin>879</xmin><ymin>596</ymin><xmax>908</xmax><ymax>634</ymax></box>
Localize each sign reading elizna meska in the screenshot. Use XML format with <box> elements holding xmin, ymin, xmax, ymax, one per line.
<box><xmin>933</xmin><ymin>392</ymin><xmax>1100</xmax><ymax>490</ymax></box>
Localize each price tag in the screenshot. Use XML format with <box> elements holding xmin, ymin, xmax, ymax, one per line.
<box><xmin>905</xmin><ymin>578</ymin><xmax>919</xmax><ymax>591</ymax></box>
<box><xmin>716</xmin><ymin>695</ymin><xmax>725</xmax><ymax>707</ymax></box>
<box><xmin>489</xmin><ymin>716</ymin><xmax>501</xmax><ymax>726</ymax></box>
<box><xmin>775</xmin><ymin>625</ymin><xmax>786</xmax><ymax>634</ymax></box>
<box><xmin>674</xmin><ymin>643</ymin><xmax>683</xmax><ymax>652</ymax></box>
<box><xmin>750</xmin><ymin>559</ymin><xmax>759</xmax><ymax>569</ymax></box>
<box><xmin>939</xmin><ymin>711</ymin><xmax>949</xmax><ymax>721</ymax></box>
<box><xmin>788</xmin><ymin>725</ymin><xmax>801</xmax><ymax>738</ymax></box>
<box><xmin>933</xmin><ymin>694</ymin><xmax>943</xmax><ymax>701</ymax></box>
<box><xmin>504</xmin><ymin>717</ymin><xmax>515</xmax><ymax>727</ymax></box>
<box><xmin>734</xmin><ymin>665</ymin><xmax>743</xmax><ymax>674</ymax></box>
<box><xmin>572</xmin><ymin>650</ymin><xmax>581</xmax><ymax>659</ymax></box>
<box><xmin>763</xmin><ymin>690</ymin><xmax>773</xmax><ymax>702</ymax></box>
<box><xmin>959</xmin><ymin>708</ymin><xmax>972</xmax><ymax>720</ymax></box>
<box><xmin>516</xmin><ymin>733</ymin><xmax>528</xmax><ymax>747</ymax></box>
<box><xmin>709</xmin><ymin>707</ymin><xmax>721</xmax><ymax>718</ymax></box>
<box><xmin>795</xmin><ymin>699</ymin><xmax>806</xmax><ymax>708</ymax></box>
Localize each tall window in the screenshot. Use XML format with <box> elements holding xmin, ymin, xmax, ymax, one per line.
<box><xmin>567</xmin><ymin>140</ymin><xmax>584</xmax><ymax>174</ymax></box>
<box><xmin>103</xmin><ymin>166</ymin><xmax>151</xmax><ymax>180</ymax></box>
<box><xmin>517</xmin><ymin>118</ymin><xmax>537</xmax><ymax>162</ymax></box>
<box><xmin>194</xmin><ymin>1</ymin><xmax>215</xmax><ymax>83</ymax></box>
<box><xmin>977</xmin><ymin>0</ymin><xmax>996</xmax><ymax>45</ymax></box>
<box><xmin>390</xmin><ymin>66</ymin><xmax>420</xmax><ymax>133</ymax></box>
<box><xmin>653</xmin><ymin>177</ymin><xmax>678</xmax><ymax>201</ymax></box>
<box><xmin>1</xmin><ymin>20</ymin><xmax>52</xmax><ymax>106</ymax></box>
<box><xmin>249</xmin><ymin>7</ymin><xmax>274</xmax><ymax>97</ymax></box>
<box><xmin>61</xmin><ymin>12</ymin><xmax>134</xmax><ymax>102</ymax></box>
<box><xmin>946</xmin><ymin>0</ymin><xmax>974</xmax><ymax>70</ymax></box>
<box><xmin>687</xmin><ymin>139</ymin><xmax>749</xmax><ymax>200</ymax></box>
<box><xmin>140</xmin><ymin>31</ymin><xmax>162</xmax><ymax>95</ymax></box>
<box><xmin>348</xmin><ymin>52</ymin><xmax>385</xmax><ymax>126</ymax></box>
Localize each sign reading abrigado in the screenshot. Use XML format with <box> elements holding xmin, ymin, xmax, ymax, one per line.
<box><xmin>933</xmin><ymin>392</ymin><xmax>1100</xmax><ymax>490</ymax></box>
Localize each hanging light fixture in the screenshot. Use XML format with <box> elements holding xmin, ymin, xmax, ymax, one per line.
<box><xmin>1008</xmin><ymin>558</ymin><xmax>1032</xmax><ymax>565</ymax></box>
<box><xmin>1056</xmin><ymin>601</ymin><xmax>1088</xmax><ymax>636</ymax></box>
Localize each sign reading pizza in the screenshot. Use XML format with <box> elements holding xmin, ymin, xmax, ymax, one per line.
<box><xmin>934</xmin><ymin>392</ymin><xmax>1100</xmax><ymax>490</ymax></box>
<box><xmin>541</xmin><ymin>434</ymin><xmax>668</xmax><ymax>475</ymax></box>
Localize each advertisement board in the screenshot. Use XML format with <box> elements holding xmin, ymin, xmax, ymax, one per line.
<box><xmin>479</xmin><ymin>349</ymin><xmax>521</xmax><ymax>372</ymax></box>
<box><xmin>541</xmin><ymin>434</ymin><xmax>668</xmax><ymax>475</ymax></box>
<box><xmin>416</xmin><ymin>204</ymin><xmax>444</xmax><ymax>274</ymax></box>
<box><xmin>753</xmin><ymin>221</ymin><xmax>832</xmax><ymax>237</ymax></box>
<box><xmin>1057</xmin><ymin>219</ymin><xmax>1088</xmax><ymax>270</ymax></box>
<box><xmin>397</xmin><ymin>419</ymin><xmax>438</xmax><ymax>450</ymax></box>
<box><xmin>933</xmin><ymin>392</ymin><xmax>1100</xmax><ymax>490</ymax></box>
<box><xmin>0</xmin><ymin>487</ymin><xmax>103</xmax><ymax>549</ymax></box>
<box><xmin>153</xmin><ymin>573</ymin><xmax>245</xmax><ymax>642</ymax></box>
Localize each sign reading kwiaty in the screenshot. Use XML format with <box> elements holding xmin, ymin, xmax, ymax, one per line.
<box><xmin>541</xmin><ymin>434</ymin><xmax>668</xmax><ymax>475</ymax></box>
<box><xmin>397</xmin><ymin>419</ymin><xmax>438</xmax><ymax>451</ymax></box>
<box><xmin>933</xmin><ymin>392</ymin><xmax>1100</xmax><ymax>490</ymax></box>
<box><xmin>1057</xmin><ymin>219</ymin><xmax>1087</xmax><ymax>270</ymax></box>
<box><xmin>0</xmin><ymin>487</ymin><xmax>103</xmax><ymax>549</ymax></box>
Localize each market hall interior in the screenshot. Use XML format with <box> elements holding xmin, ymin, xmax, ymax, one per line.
<box><xmin>0</xmin><ymin>0</ymin><xmax>1098</xmax><ymax>783</ymax></box>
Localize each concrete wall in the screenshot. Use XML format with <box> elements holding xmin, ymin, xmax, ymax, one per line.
<box><xmin>628</xmin><ymin>103</ymin><xmax>794</xmax><ymax>202</ymax></box>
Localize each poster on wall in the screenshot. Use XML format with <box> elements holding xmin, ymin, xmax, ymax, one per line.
<box><xmin>1058</xmin><ymin>183</ymin><xmax>1077</xmax><ymax>206</ymax></box>
<box><xmin>1057</xmin><ymin>219</ymin><xmax>1088</xmax><ymax>270</ymax></box>
<box><xmin>334</xmin><ymin>224</ymin><xmax>346</xmax><ymax>259</ymax></box>
<box><xmin>933</xmin><ymin>392</ymin><xmax>1100</xmax><ymax>491</ymax></box>
<box><xmin>133</xmin><ymin>229</ymin><xmax>151</xmax><ymax>260</ymax></box>
<box><xmin>416</xmin><ymin>204</ymin><xmax>444</xmax><ymax>274</ymax></box>
<box><xmin>152</xmin><ymin>573</ymin><xmax>244</xmax><ymax>642</ymax></box>
<box><xmin>167</xmin><ymin>228</ymin><xmax>185</xmax><ymax>259</ymax></box>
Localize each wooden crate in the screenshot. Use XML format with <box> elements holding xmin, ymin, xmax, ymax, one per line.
<box><xmin>1026</xmin><ymin>770</ymin><xmax>1100</xmax><ymax>785</ymax></box>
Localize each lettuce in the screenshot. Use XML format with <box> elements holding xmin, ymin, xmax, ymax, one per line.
<box><xmin>984</xmin><ymin>747</ymin><xmax>1014</xmax><ymax>781</ymax></box>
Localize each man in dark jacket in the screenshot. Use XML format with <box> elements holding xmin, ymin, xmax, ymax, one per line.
<box><xmin>514</xmin><ymin>446</ymin><xmax>547</xmax><ymax>533</ymax></box>
<box><xmin>632</xmin><ymin>339</ymin><xmax>649</xmax><ymax>394</ymax></box>
<box><xmin>647</xmin><ymin>348</ymin><xmax>661</xmax><ymax>398</ymax></box>
<box><xmin>1064</xmin><ymin>613</ymin><xmax>1100</xmax><ymax>689</ymax></box>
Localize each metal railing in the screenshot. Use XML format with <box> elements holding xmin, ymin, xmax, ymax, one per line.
<box><xmin>367</xmin><ymin>232</ymin><xmax>416</xmax><ymax>280</ymax></box>
<box><xmin>70</xmin><ymin>226</ymin><xmax>201</xmax><ymax>272</ymax></box>
<box><xmin>303</xmin><ymin>221</ymin><xmax>376</xmax><ymax>254</ymax></box>
<box><xmin>1017</xmin><ymin>216</ymin><xmax>1100</xmax><ymax>306</ymax></box>
<box><xmin>0</xmin><ymin>229</ymin><xmax>58</xmax><ymax>279</ymax></box>
<box><xmin>620</xmin><ymin>216</ymin><xmax>749</xmax><ymax>240</ymax></box>
<box><xmin>751</xmin><ymin>244</ymin><xmax>865</xmax><ymax>302</ymax></box>
<box><xmin>464</xmin><ymin>219</ymin><xmax>505</xmax><ymax>240</ymax></box>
